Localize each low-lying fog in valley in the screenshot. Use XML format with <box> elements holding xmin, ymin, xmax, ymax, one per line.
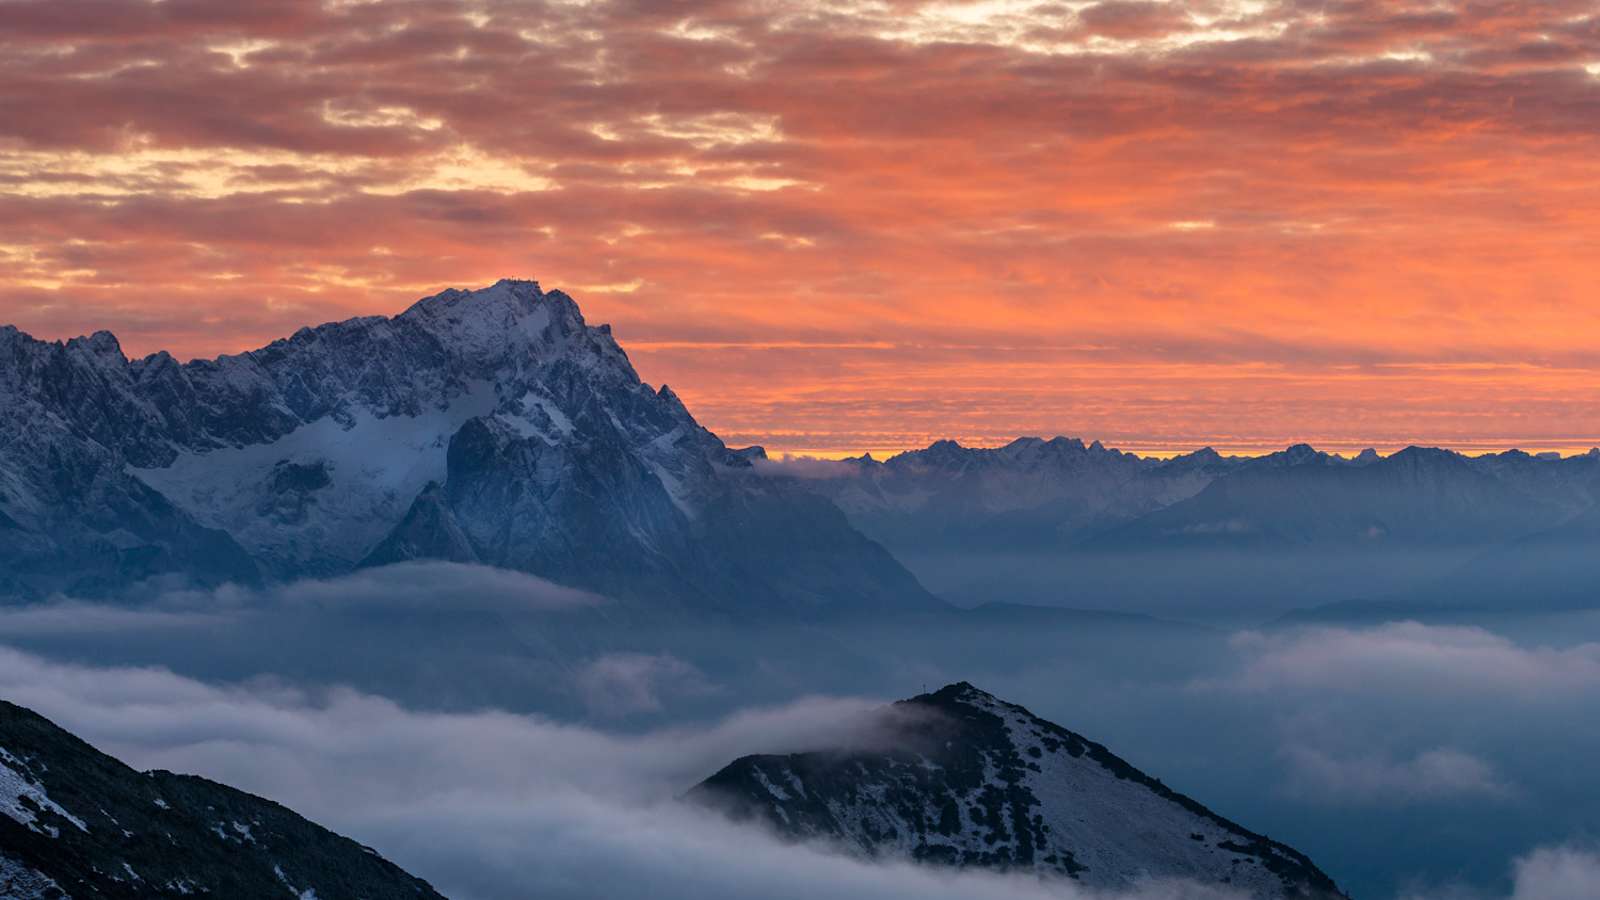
<box><xmin>2</xmin><ymin>560</ymin><xmax>1597</xmax><ymax>900</ymax></box>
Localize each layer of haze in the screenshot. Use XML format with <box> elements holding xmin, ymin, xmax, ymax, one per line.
<box><xmin>3</xmin><ymin>562</ymin><xmax>1600</xmax><ymax>898</ymax></box>
<box><xmin>3</xmin><ymin>0</ymin><xmax>1600</xmax><ymax>455</ymax></box>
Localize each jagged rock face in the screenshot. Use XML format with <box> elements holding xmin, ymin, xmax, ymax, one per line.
<box><xmin>0</xmin><ymin>700</ymin><xmax>444</xmax><ymax>900</ymax></box>
<box><xmin>0</xmin><ymin>280</ymin><xmax>936</xmax><ymax>614</ymax></box>
<box><xmin>690</xmin><ymin>683</ymin><xmax>1344</xmax><ymax>900</ymax></box>
<box><xmin>126</xmin><ymin>281</ymin><xmax>721</xmax><ymax>580</ymax></box>
<box><xmin>0</xmin><ymin>327</ymin><xmax>261</xmax><ymax>598</ymax></box>
<box><xmin>434</xmin><ymin>412</ymin><xmax>696</xmax><ymax>582</ymax></box>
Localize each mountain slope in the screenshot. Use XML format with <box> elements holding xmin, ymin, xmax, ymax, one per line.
<box><xmin>0</xmin><ymin>700</ymin><xmax>444</xmax><ymax>900</ymax></box>
<box><xmin>1418</xmin><ymin>500</ymin><xmax>1600</xmax><ymax>611</ymax></box>
<box><xmin>689</xmin><ymin>682</ymin><xmax>1343</xmax><ymax>899</ymax></box>
<box><xmin>0</xmin><ymin>280</ymin><xmax>937</xmax><ymax>615</ymax></box>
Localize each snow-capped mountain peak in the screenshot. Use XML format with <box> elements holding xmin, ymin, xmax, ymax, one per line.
<box><xmin>400</xmin><ymin>279</ymin><xmax>597</xmax><ymax>370</ymax></box>
<box><xmin>0</xmin><ymin>281</ymin><xmax>936</xmax><ymax>614</ymax></box>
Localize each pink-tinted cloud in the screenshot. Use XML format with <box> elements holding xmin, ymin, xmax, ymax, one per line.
<box><xmin>3</xmin><ymin>0</ymin><xmax>1599</xmax><ymax>454</ymax></box>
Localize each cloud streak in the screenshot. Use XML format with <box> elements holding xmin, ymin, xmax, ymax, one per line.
<box><xmin>1209</xmin><ymin>622</ymin><xmax>1600</xmax><ymax>699</ymax></box>
<box><xmin>1281</xmin><ymin>744</ymin><xmax>1515</xmax><ymax>806</ymax></box>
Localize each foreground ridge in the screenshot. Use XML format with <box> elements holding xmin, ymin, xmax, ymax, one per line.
<box><xmin>0</xmin><ymin>700</ymin><xmax>445</xmax><ymax>899</ymax></box>
<box><xmin>691</xmin><ymin>682</ymin><xmax>1346</xmax><ymax>899</ymax></box>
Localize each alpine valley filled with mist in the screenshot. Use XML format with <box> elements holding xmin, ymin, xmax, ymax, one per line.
<box><xmin>5</xmin><ymin>1</ymin><xmax>1600</xmax><ymax>899</ymax></box>
<box><xmin>2</xmin><ymin>280</ymin><xmax>1598</xmax><ymax>900</ymax></box>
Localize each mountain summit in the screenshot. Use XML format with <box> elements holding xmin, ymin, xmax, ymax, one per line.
<box><xmin>691</xmin><ymin>682</ymin><xmax>1344</xmax><ymax>899</ymax></box>
<box><xmin>0</xmin><ymin>280</ymin><xmax>935</xmax><ymax>614</ymax></box>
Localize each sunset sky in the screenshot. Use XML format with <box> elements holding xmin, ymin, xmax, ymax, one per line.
<box><xmin>3</xmin><ymin>0</ymin><xmax>1599</xmax><ymax>456</ymax></box>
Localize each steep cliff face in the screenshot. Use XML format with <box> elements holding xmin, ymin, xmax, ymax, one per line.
<box><xmin>0</xmin><ymin>327</ymin><xmax>261</xmax><ymax>598</ymax></box>
<box><xmin>0</xmin><ymin>281</ymin><xmax>936</xmax><ymax>615</ymax></box>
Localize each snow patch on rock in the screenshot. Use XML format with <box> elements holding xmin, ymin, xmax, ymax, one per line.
<box><xmin>0</xmin><ymin>746</ymin><xmax>87</xmax><ymax>836</ymax></box>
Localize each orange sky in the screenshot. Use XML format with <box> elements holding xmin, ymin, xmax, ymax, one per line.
<box><xmin>3</xmin><ymin>0</ymin><xmax>1599</xmax><ymax>456</ymax></box>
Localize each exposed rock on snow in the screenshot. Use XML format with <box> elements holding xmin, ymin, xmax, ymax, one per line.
<box><xmin>691</xmin><ymin>682</ymin><xmax>1345</xmax><ymax>899</ymax></box>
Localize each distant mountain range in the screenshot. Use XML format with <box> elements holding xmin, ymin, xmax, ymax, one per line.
<box><xmin>766</xmin><ymin>438</ymin><xmax>1600</xmax><ymax>616</ymax></box>
<box><xmin>0</xmin><ymin>700</ymin><xmax>443</xmax><ymax>900</ymax></box>
<box><xmin>794</xmin><ymin>436</ymin><xmax>1600</xmax><ymax>552</ymax></box>
<box><xmin>691</xmin><ymin>682</ymin><xmax>1345</xmax><ymax>899</ymax></box>
<box><xmin>4</xmin><ymin>279</ymin><xmax>1597</xmax><ymax>618</ymax></box>
<box><xmin>0</xmin><ymin>280</ymin><xmax>932</xmax><ymax>616</ymax></box>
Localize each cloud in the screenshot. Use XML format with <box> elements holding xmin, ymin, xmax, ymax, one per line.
<box><xmin>748</xmin><ymin>454</ymin><xmax>861</xmax><ymax>479</ymax></box>
<box><xmin>1510</xmin><ymin>844</ymin><xmax>1600</xmax><ymax>900</ymax></box>
<box><xmin>1187</xmin><ymin>621</ymin><xmax>1600</xmax><ymax>811</ymax></box>
<box><xmin>4</xmin><ymin>0</ymin><xmax>1600</xmax><ymax>455</ymax></box>
<box><xmin>573</xmin><ymin>652</ymin><xmax>718</xmax><ymax>717</ymax></box>
<box><xmin>0</xmin><ymin>601</ymin><xmax>222</xmax><ymax>636</ymax></box>
<box><xmin>252</xmin><ymin>561</ymin><xmax>605</xmax><ymax>613</ymax></box>
<box><xmin>0</xmin><ymin>561</ymin><xmax>597</xmax><ymax>650</ymax></box>
<box><xmin>58</xmin><ymin>560</ymin><xmax>606</xmax><ymax>615</ymax></box>
<box><xmin>1281</xmin><ymin>744</ymin><xmax>1515</xmax><ymax>806</ymax></box>
<box><xmin>1401</xmin><ymin>844</ymin><xmax>1600</xmax><ymax>900</ymax></box>
<box><xmin>0</xmin><ymin>645</ymin><xmax>1247</xmax><ymax>900</ymax></box>
<box><xmin>0</xmin><ymin>645</ymin><xmax>891</xmax><ymax>807</ymax></box>
<box><xmin>1206</xmin><ymin>622</ymin><xmax>1600</xmax><ymax>698</ymax></box>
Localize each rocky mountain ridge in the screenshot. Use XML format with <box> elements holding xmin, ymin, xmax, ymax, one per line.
<box><xmin>0</xmin><ymin>280</ymin><xmax>933</xmax><ymax>615</ymax></box>
<box><xmin>690</xmin><ymin>682</ymin><xmax>1345</xmax><ymax>899</ymax></box>
<box><xmin>761</xmin><ymin>437</ymin><xmax>1600</xmax><ymax>614</ymax></box>
<box><xmin>0</xmin><ymin>699</ymin><xmax>444</xmax><ymax>900</ymax></box>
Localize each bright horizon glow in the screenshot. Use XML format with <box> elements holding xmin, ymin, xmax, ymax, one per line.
<box><xmin>769</xmin><ymin>442</ymin><xmax>1600</xmax><ymax>462</ymax></box>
